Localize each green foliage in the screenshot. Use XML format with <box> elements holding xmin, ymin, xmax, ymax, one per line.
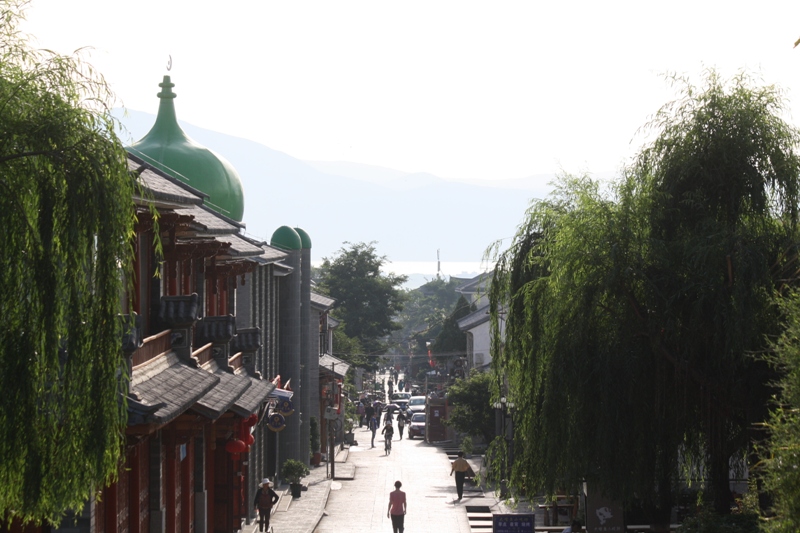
<box><xmin>460</xmin><ymin>435</ymin><xmax>474</xmax><ymax>456</ymax></box>
<box><xmin>280</xmin><ymin>459</ymin><xmax>310</xmax><ymax>484</ymax></box>
<box><xmin>431</xmin><ymin>295</ymin><xmax>473</xmax><ymax>357</ymax></box>
<box><xmin>677</xmin><ymin>508</ymin><xmax>760</xmax><ymax>533</ymax></box>
<box><xmin>488</xmin><ymin>70</ymin><xmax>800</xmax><ymax>516</ymax></box>
<box><xmin>309</xmin><ymin>417</ymin><xmax>320</xmax><ymax>454</ymax></box>
<box><xmin>758</xmin><ymin>290</ymin><xmax>800</xmax><ymax>532</ymax></box>
<box><xmin>0</xmin><ymin>2</ymin><xmax>136</xmax><ymax>524</ymax></box>
<box><xmin>444</xmin><ymin>369</ymin><xmax>495</xmax><ymax>444</ymax></box>
<box><xmin>331</xmin><ymin>322</ymin><xmax>374</xmax><ymax>368</ymax></box>
<box><xmin>392</xmin><ymin>276</ymin><xmax>464</xmax><ymax>354</ymax></box>
<box><xmin>318</xmin><ymin>242</ymin><xmax>408</xmax><ymax>354</ymax></box>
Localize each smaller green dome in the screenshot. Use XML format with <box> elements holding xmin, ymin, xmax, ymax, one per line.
<box><xmin>271</xmin><ymin>226</ymin><xmax>302</xmax><ymax>251</ymax></box>
<box><xmin>294</xmin><ymin>227</ymin><xmax>312</xmax><ymax>249</ymax></box>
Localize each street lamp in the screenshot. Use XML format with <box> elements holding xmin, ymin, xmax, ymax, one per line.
<box><xmin>324</xmin><ymin>360</ymin><xmax>342</xmax><ymax>480</ymax></box>
<box><xmin>493</xmin><ymin>396</ymin><xmax>515</xmax><ymax>496</ymax></box>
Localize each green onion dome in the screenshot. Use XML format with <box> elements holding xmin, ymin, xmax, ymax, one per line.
<box><xmin>271</xmin><ymin>226</ymin><xmax>302</xmax><ymax>251</ymax></box>
<box><xmin>128</xmin><ymin>76</ymin><xmax>245</xmax><ymax>221</ymax></box>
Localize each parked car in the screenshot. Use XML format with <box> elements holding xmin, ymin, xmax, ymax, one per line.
<box><xmin>407</xmin><ymin>396</ymin><xmax>426</xmax><ymax>415</ymax></box>
<box><xmin>407</xmin><ymin>412</ymin><xmax>426</xmax><ymax>439</ymax></box>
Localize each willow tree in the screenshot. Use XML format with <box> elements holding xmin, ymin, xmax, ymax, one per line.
<box><xmin>0</xmin><ymin>2</ymin><xmax>135</xmax><ymax>525</ymax></box>
<box><xmin>759</xmin><ymin>291</ymin><xmax>800</xmax><ymax>532</ymax></box>
<box><xmin>489</xmin><ymin>71</ymin><xmax>800</xmax><ymax>519</ymax></box>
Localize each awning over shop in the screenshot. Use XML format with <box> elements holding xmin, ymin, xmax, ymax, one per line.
<box><xmin>270</xmin><ymin>387</ymin><xmax>293</xmax><ymax>401</ymax></box>
<box><xmin>319</xmin><ymin>354</ymin><xmax>350</xmax><ymax>378</ymax></box>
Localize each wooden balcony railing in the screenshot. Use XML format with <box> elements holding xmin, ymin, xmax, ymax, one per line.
<box><xmin>193</xmin><ymin>343</ymin><xmax>214</xmax><ymax>366</ymax></box>
<box><xmin>229</xmin><ymin>352</ymin><xmax>243</xmax><ymax>370</ymax></box>
<box><xmin>131</xmin><ymin>330</ymin><xmax>172</xmax><ymax>368</ymax></box>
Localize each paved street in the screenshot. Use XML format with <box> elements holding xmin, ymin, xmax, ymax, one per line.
<box><xmin>249</xmin><ymin>369</ymin><xmax>525</xmax><ymax>533</ymax></box>
<box><xmin>315</xmin><ymin>424</ymin><xmax>483</xmax><ymax>533</ymax></box>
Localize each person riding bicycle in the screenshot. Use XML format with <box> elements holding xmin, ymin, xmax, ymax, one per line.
<box><xmin>381</xmin><ymin>421</ymin><xmax>394</xmax><ymax>452</ymax></box>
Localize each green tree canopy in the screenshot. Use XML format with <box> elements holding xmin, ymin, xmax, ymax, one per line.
<box><xmin>317</xmin><ymin>242</ymin><xmax>407</xmax><ymax>355</ymax></box>
<box><xmin>392</xmin><ymin>275</ymin><xmax>464</xmax><ymax>354</ymax></box>
<box><xmin>431</xmin><ymin>295</ymin><xmax>473</xmax><ymax>357</ymax></box>
<box><xmin>489</xmin><ymin>71</ymin><xmax>800</xmax><ymax>519</ymax></box>
<box><xmin>445</xmin><ymin>369</ymin><xmax>495</xmax><ymax>445</ymax></box>
<box><xmin>0</xmin><ymin>2</ymin><xmax>136</xmax><ymax>524</ymax></box>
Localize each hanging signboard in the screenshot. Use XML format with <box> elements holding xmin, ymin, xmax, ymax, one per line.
<box><xmin>492</xmin><ymin>514</ymin><xmax>535</xmax><ymax>533</ymax></box>
<box><xmin>278</xmin><ymin>399</ymin><xmax>294</xmax><ymax>416</ymax></box>
<box><xmin>267</xmin><ymin>413</ymin><xmax>286</xmax><ymax>432</ymax></box>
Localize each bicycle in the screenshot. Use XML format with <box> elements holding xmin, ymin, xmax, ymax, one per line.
<box><xmin>385</xmin><ymin>435</ymin><xmax>392</xmax><ymax>455</ymax></box>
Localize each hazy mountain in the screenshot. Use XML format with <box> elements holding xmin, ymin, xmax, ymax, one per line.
<box><xmin>114</xmin><ymin>109</ymin><xmax>554</xmax><ymax>265</ymax></box>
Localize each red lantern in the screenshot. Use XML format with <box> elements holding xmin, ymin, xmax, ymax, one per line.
<box><xmin>225</xmin><ymin>439</ymin><xmax>246</xmax><ymax>454</ymax></box>
<box><xmin>244</xmin><ymin>433</ymin><xmax>255</xmax><ymax>445</ymax></box>
<box><xmin>245</xmin><ymin>414</ymin><xmax>258</xmax><ymax>427</ymax></box>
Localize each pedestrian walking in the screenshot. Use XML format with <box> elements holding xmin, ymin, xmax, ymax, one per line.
<box><xmin>396</xmin><ymin>411</ymin><xmax>406</xmax><ymax>439</ymax></box>
<box><xmin>562</xmin><ymin>520</ymin><xmax>583</xmax><ymax>532</ymax></box>
<box><xmin>253</xmin><ymin>478</ymin><xmax>279</xmax><ymax>532</ymax></box>
<box><xmin>450</xmin><ymin>451</ymin><xmax>470</xmax><ymax>501</ymax></box>
<box><xmin>365</xmin><ymin>403</ymin><xmax>375</xmax><ymax>428</ymax></box>
<box><xmin>383</xmin><ymin>408</ymin><xmax>394</xmax><ymax>425</ymax></box>
<box><xmin>357</xmin><ymin>402</ymin><xmax>366</xmax><ymax>427</ymax></box>
<box><xmin>387</xmin><ymin>480</ymin><xmax>406</xmax><ymax>533</ymax></box>
<box><xmin>369</xmin><ymin>413</ymin><xmax>380</xmax><ymax>448</ymax></box>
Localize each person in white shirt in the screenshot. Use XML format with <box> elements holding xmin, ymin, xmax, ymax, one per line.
<box><xmin>562</xmin><ymin>519</ymin><xmax>582</xmax><ymax>532</ymax></box>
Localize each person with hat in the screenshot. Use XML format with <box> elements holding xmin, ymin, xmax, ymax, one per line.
<box><xmin>450</xmin><ymin>451</ymin><xmax>470</xmax><ymax>501</ymax></box>
<box><xmin>253</xmin><ymin>478</ymin><xmax>280</xmax><ymax>532</ymax></box>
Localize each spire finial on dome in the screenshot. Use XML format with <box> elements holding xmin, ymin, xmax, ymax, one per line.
<box><xmin>157</xmin><ymin>75</ymin><xmax>176</xmax><ymax>100</ymax></box>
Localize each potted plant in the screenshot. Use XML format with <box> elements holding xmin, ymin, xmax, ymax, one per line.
<box><xmin>281</xmin><ymin>459</ymin><xmax>310</xmax><ymax>498</ymax></box>
<box><xmin>343</xmin><ymin>416</ymin><xmax>355</xmax><ymax>445</ymax></box>
<box><xmin>309</xmin><ymin>416</ymin><xmax>322</xmax><ymax>466</ymax></box>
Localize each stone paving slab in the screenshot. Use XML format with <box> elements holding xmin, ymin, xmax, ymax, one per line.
<box><xmin>332</xmin><ymin>463</ymin><xmax>355</xmax><ymax>480</ymax></box>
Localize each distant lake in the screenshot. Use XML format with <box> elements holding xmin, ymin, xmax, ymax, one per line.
<box><xmin>312</xmin><ymin>260</ymin><xmax>489</xmax><ymax>290</ymax></box>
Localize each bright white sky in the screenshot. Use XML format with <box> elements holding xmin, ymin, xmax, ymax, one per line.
<box><xmin>20</xmin><ymin>0</ymin><xmax>800</xmax><ymax>184</ymax></box>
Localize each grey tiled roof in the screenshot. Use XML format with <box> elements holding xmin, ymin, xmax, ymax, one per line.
<box><xmin>273</xmin><ymin>262</ymin><xmax>294</xmax><ymax>276</ymax></box>
<box><xmin>319</xmin><ymin>354</ymin><xmax>350</xmax><ymax>378</ymax></box>
<box><xmin>455</xmin><ymin>272</ymin><xmax>493</xmax><ymax>295</ymax></box>
<box><xmin>223</xmin><ymin>233</ymin><xmax>267</xmax><ymax>257</ymax></box>
<box><xmin>232</xmin><ymin>374</ymin><xmax>276</xmax><ymax>416</ymax></box>
<box><xmin>176</xmin><ymin>204</ymin><xmax>240</xmax><ymax>235</ymax></box>
<box><xmin>129</xmin><ymin>155</ymin><xmax>206</xmax><ymax>205</ymax></box>
<box><xmin>133</xmin><ymin>167</ymin><xmax>205</xmax><ymax>206</ymax></box>
<box><xmin>310</xmin><ymin>292</ymin><xmax>335</xmax><ymax>311</ymax></box>
<box><xmin>192</xmin><ymin>360</ymin><xmax>253</xmax><ymax>420</ymax></box>
<box><xmin>457</xmin><ymin>303</ymin><xmax>491</xmax><ymax>331</ymax></box>
<box><xmin>255</xmin><ymin>244</ymin><xmax>288</xmax><ymax>264</ymax></box>
<box><xmin>128</xmin><ymin>351</ymin><xmax>220</xmax><ymax>427</ymax></box>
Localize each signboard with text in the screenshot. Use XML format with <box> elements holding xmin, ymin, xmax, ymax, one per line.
<box><xmin>492</xmin><ymin>513</ymin><xmax>535</xmax><ymax>533</ymax></box>
<box><xmin>586</xmin><ymin>491</ymin><xmax>625</xmax><ymax>533</ymax></box>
